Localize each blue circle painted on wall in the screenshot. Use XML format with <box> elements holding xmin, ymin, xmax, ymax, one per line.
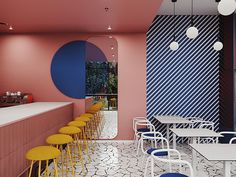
<box><xmin>51</xmin><ymin>40</ymin><xmax>107</xmax><ymax>99</ymax></box>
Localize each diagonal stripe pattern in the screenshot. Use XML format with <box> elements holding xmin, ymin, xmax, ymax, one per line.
<box><xmin>146</xmin><ymin>15</ymin><xmax>220</xmax><ymax>142</ymax></box>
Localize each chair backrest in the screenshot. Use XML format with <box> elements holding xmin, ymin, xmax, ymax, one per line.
<box><xmin>132</xmin><ymin>117</ymin><xmax>147</xmax><ymax>131</ymax></box>
<box><xmin>218</xmin><ymin>131</ymin><xmax>236</xmax><ymax>144</ymax></box>
<box><xmin>186</xmin><ymin>117</ymin><xmax>204</xmax><ymax>128</ymax></box>
<box><xmin>140</xmin><ymin>132</ymin><xmax>169</xmax><ymax>154</ymax></box>
<box><xmin>151</xmin><ymin>149</ymin><xmax>194</xmax><ymax>177</ymax></box>
<box><xmin>134</xmin><ymin>120</ymin><xmax>155</xmax><ymax>134</ymax></box>
<box><xmin>229</xmin><ymin>137</ymin><xmax>236</xmax><ymax>144</ymax></box>
<box><xmin>199</xmin><ymin>121</ymin><xmax>214</xmax><ymax>131</ymax></box>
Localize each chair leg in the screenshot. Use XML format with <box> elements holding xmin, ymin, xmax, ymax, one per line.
<box><xmin>136</xmin><ymin>139</ymin><xmax>141</xmax><ymax>155</ymax></box>
<box><xmin>151</xmin><ymin>157</ymin><xmax>154</xmax><ymax>177</ymax></box>
<box><xmin>144</xmin><ymin>156</ymin><xmax>151</xmax><ymax>177</ymax></box>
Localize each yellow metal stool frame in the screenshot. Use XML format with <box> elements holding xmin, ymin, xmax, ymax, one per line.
<box><xmin>26</xmin><ymin>146</ymin><xmax>61</xmax><ymax>177</ymax></box>
<box><xmin>75</xmin><ymin>116</ymin><xmax>96</xmax><ymax>151</ymax></box>
<box><xmin>68</xmin><ymin>121</ymin><xmax>91</xmax><ymax>162</ymax></box>
<box><xmin>80</xmin><ymin>113</ymin><xmax>99</xmax><ymax>139</ymax></box>
<box><xmin>46</xmin><ymin>134</ymin><xmax>75</xmax><ymax>177</ymax></box>
<box><xmin>59</xmin><ymin>126</ymin><xmax>85</xmax><ymax>175</ymax></box>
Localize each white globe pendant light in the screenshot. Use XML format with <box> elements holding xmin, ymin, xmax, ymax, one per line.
<box><xmin>186</xmin><ymin>0</ymin><xmax>199</xmax><ymax>39</ymax></box>
<box><xmin>213</xmin><ymin>41</ymin><xmax>223</xmax><ymax>51</ymax></box>
<box><xmin>218</xmin><ymin>0</ymin><xmax>236</xmax><ymax>16</ymax></box>
<box><xmin>170</xmin><ymin>41</ymin><xmax>179</xmax><ymax>51</ymax></box>
<box><xmin>186</xmin><ymin>26</ymin><xmax>199</xmax><ymax>39</ymax></box>
<box><xmin>170</xmin><ymin>0</ymin><xmax>179</xmax><ymax>51</ymax></box>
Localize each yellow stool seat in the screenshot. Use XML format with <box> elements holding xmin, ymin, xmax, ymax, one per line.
<box><xmin>80</xmin><ymin>113</ymin><xmax>93</xmax><ymax>118</ymax></box>
<box><xmin>26</xmin><ymin>146</ymin><xmax>61</xmax><ymax>161</ymax></box>
<box><xmin>75</xmin><ymin>116</ymin><xmax>90</xmax><ymax>122</ymax></box>
<box><xmin>46</xmin><ymin>134</ymin><xmax>73</xmax><ymax>145</ymax></box>
<box><xmin>68</xmin><ymin>120</ymin><xmax>86</xmax><ymax>127</ymax></box>
<box><xmin>59</xmin><ymin>126</ymin><xmax>81</xmax><ymax>135</ymax></box>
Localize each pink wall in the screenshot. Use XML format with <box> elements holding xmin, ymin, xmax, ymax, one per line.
<box><xmin>0</xmin><ymin>33</ymin><xmax>147</xmax><ymax>140</ymax></box>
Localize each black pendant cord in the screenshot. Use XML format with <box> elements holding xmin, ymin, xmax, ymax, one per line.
<box><xmin>191</xmin><ymin>0</ymin><xmax>194</xmax><ymax>26</ymax></box>
<box><xmin>173</xmin><ymin>1</ymin><xmax>176</xmax><ymax>41</ymax></box>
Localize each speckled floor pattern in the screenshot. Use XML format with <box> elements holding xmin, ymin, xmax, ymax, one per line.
<box><xmin>47</xmin><ymin>141</ymin><xmax>236</xmax><ymax>177</ymax></box>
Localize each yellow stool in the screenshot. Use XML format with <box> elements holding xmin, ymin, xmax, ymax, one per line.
<box><xmin>81</xmin><ymin>113</ymin><xmax>100</xmax><ymax>138</ymax></box>
<box><xmin>46</xmin><ymin>134</ymin><xmax>75</xmax><ymax>177</ymax></box>
<box><xmin>110</xmin><ymin>98</ymin><xmax>117</xmax><ymax>107</ymax></box>
<box><xmin>68</xmin><ymin>121</ymin><xmax>91</xmax><ymax>162</ymax></box>
<box><xmin>26</xmin><ymin>146</ymin><xmax>60</xmax><ymax>177</ymax></box>
<box><xmin>75</xmin><ymin>116</ymin><xmax>96</xmax><ymax>149</ymax></box>
<box><xmin>58</xmin><ymin>126</ymin><xmax>85</xmax><ymax>175</ymax></box>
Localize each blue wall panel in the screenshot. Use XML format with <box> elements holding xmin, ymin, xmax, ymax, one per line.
<box><xmin>147</xmin><ymin>15</ymin><xmax>220</xmax><ymax>138</ymax></box>
<box><xmin>51</xmin><ymin>41</ymin><xmax>86</xmax><ymax>99</ymax></box>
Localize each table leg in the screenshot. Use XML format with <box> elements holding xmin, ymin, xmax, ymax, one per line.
<box><xmin>192</xmin><ymin>137</ymin><xmax>197</xmax><ymax>174</ymax></box>
<box><xmin>224</xmin><ymin>161</ymin><xmax>231</xmax><ymax>177</ymax></box>
<box><xmin>172</xmin><ymin>124</ymin><xmax>176</xmax><ymax>149</ymax></box>
<box><xmin>166</xmin><ymin>124</ymin><xmax>170</xmax><ymax>142</ymax></box>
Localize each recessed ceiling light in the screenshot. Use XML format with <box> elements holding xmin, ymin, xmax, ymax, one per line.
<box><xmin>109</xmin><ymin>36</ymin><xmax>113</xmax><ymax>39</ymax></box>
<box><xmin>9</xmin><ymin>26</ymin><xmax>13</xmax><ymax>30</ymax></box>
<box><xmin>112</xmin><ymin>54</ymin><xmax>115</xmax><ymax>57</ymax></box>
<box><xmin>111</xmin><ymin>46</ymin><xmax>114</xmax><ymax>50</ymax></box>
<box><xmin>107</xmin><ymin>25</ymin><xmax>112</xmax><ymax>30</ymax></box>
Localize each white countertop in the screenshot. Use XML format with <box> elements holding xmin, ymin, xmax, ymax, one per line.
<box><xmin>190</xmin><ymin>144</ymin><xmax>236</xmax><ymax>161</ymax></box>
<box><xmin>170</xmin><ymin>128</ymin><xmax>223</xmax><ymax>138</ymax></box>
<box><xmin>0</xmin><ymin>102</ymin><xmax>72</xmax><ymax>127</ymax></box>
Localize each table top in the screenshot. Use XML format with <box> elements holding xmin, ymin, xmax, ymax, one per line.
<box><xmin>154</xmin><ymin>115</ymin><xmax>191</xmax><ymax>124</ymax></box>
<box><xmin>190</xmin><ymin>144</ymin><xmax>236</xmax><ymax>161</ymax></box>
<box><xmin>170</xmin><ymin>128</ymin><xmax>223</xmax><ymax>138</ymax></box>
<box><xmin>0</xmin><ymin>102</ymin><xmax>72</xmax><ymax>127</ymax></box>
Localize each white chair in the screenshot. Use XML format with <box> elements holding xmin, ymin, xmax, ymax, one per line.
<box><xmin>229</xmin><ymin>137</ymin><xmax>236</xmax><ymax>144</ymax></box>
<box><xmin>133</xmin><ymin>117</ymin><xmax>148</xmax><ymax>138</ymax></box>
<box><xmin>197</xmin><ymin>122</ymin><xmax>215</xmax><ymax>143</ymax></box>
<box><xmin>146</xmin><ymin>149</ymin><xmax>193</xmax><ymax>177</ymax></box>
<box><xmin>218</xmin><ymin>131</ymin><xmax>236</xmax><ymax>143</ymax></box>
<box><xmin>134</xmin><ymin>120</ymin><xmax>155</xmax><ymax>150</ymax></box>
<box><xmin>138</xmin><ymin>132</ymin><xmax>170</xmax><ymax>174</ymax></box>
<box><xmin>138</xmin><ymin>131</ymin><xmax>169</xmax><ymax>156</ymax></box>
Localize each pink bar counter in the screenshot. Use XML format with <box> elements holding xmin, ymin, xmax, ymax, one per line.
<box><xmin>0</xmin><ymin>102</ymin><xmax>73</xmax><ymax>177</ymax></box>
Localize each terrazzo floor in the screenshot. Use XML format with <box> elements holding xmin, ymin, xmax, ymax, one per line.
<box><xmin>48</xmin><ymin>141</ymin><xmax>236</xmax><ymax>177</ymax></box>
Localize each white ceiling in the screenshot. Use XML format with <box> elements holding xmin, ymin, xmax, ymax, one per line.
<box><xmin>158</xmin><ymin>0</ymin><xmax>219</xmax><ymax>15</ymax></box>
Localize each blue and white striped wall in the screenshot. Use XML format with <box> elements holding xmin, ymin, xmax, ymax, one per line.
<box><xmin>146</xmin><ymin>15</ymin><xmax>221</xmax><ymax>138</ymax></box>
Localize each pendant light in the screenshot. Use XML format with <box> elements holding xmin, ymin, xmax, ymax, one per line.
<box><xmin>218</xmin><ymin>0</ymin><xmax>236</xmax><ymax>16</ymax></box>
<box><xmin>213</xmin><ymin>0</ymin><xmax>223</xmax><ymax>51</ymax></box>
<box><xmin>186</xmin><ymin>0</ymin><xmax>198</xmax><ymax>39</ymax></box>
<box><xmin>170</xmin><ymin>0</ymin><xmax>179</xmax><ymax>51</ymax></box>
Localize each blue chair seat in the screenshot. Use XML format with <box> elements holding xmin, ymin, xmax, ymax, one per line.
<box><xmin>137</xmin><ymin>128</ymin><xmax>150</xmax><ymax>132</ymax></box>
<box><xmin>146</xmin><ymin>148</ymin><xmax>168</xmax><ymax>156</ymax></box>
<box><xmin>144</xmin><ymin>133</ymin><xmax>155</xmax><ymax>137</ymax></box>
<box><xmin>161</xmin><ymin>173</ymin><xmax>188</xmax><ymax>177</ymax></box>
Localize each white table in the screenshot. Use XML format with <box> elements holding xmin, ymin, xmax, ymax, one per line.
<box><xmin>171</xmin><ymin>128</ymin><xmax>223</xmax><ymax>173</ymax></box>
<box><xmin>154</xmin><ymin>115</ymin><xmax>191</xmax><ymax>149</ymax></box>
<box><xmin>190</xmin><ymin>144</ymin><xmax>236</xmax><ymax>177</ymax></box>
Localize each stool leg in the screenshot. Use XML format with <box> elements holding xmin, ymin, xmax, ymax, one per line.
<box><xmin>75</xmin><ymin>134</ymin><xmax>86</xmax><ymax>175</ymax></box>
<box><xmin>65</xmin><ymin>145</ymin><xmax>68</xmax><ymax>177</ymax></box>
<box><xmin>81</xmin><ymin>128</ymin><xmax>91</xmax><ymax>162</ymax></box>
<box><xmin>38</xmin><ymin>161</ymin><xmax>41</xmax><ymax>177</ymax></box>
<box><xmin>46</xmin><ymin>160</ymin><xmax>49</xmax><ymax>177</ymax></box>
<box><xmin>53</xmin><ymin>159</ymin><xmax>59</xmax><ymax>177</ymax></box>
<box><xmin>28</xmin><ymin>160</ymin><xmax>34</xmax><ymax>177</ymax></box>
<box><xmin>59</xmin><ymin>145</ymin><xmax>64</xmax><ymax>176</ymax></box>
<box><xmin>67</xmin><ymin>144</ymin><xmax>75</xmax><ymax>177</ymax></box>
